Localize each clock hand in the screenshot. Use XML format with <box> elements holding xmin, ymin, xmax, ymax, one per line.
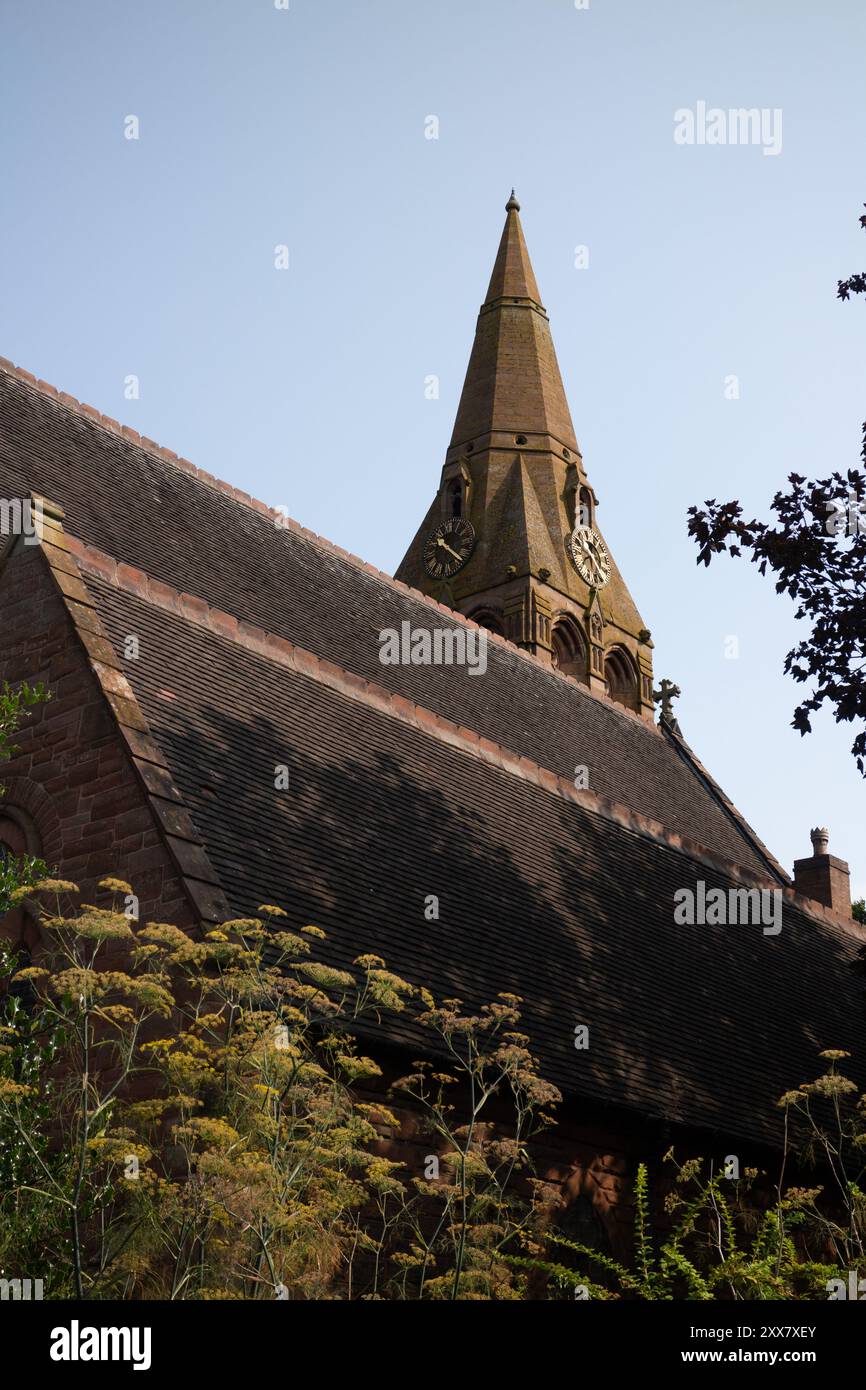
<box><xmin>586</xmin><ymin>538</ymin><xmax>605</xmax><ymax>569</ymax></box>
<box><xmin>436</xmin><ymin>538</ymin><xmax>462</xmax><ymax>562</ymax></box>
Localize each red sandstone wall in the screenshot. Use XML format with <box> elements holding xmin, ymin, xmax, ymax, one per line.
<box><xmin>0</xmin><ymin>542</ymin><xmax>194</xmax><ymax>937</ymax></box>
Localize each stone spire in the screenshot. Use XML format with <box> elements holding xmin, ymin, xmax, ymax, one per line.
<box><xmin>449</xmin><ymin>194</ymin><xmax>578</xmax><ymax>454</ymax></box>
<box><xmin>396</xmin><ymin>196</ymin><xmax>655</xmax><ymax>721</ymax></box>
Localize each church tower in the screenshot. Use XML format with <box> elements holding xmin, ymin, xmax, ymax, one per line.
<box><xmin>396</xmin><ymin>194</ymin><xmax>655</xmax><ymax>720</ymax></box>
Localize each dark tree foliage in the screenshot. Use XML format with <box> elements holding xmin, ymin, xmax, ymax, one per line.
<box><xmin>688</xmin><ymin>206</ymin><xmax>866</xmax><ymax>774</ymax></box>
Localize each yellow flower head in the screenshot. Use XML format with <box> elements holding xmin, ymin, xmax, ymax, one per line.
<box><xmin>98</xmin><ymin>877</ymin><xmax>133</xmax><ymax>896</ymax></box>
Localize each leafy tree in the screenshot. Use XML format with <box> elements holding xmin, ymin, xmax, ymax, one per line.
<box><xmin>0</xmin><ymin>679</ymin><xmax>48</xmax><ymax>773</ymax></box>
<box><xmin>0</xmin><ymin>680</ymin><xmax>48</xmax><ymax>914</ymax></box>
<box><xmin>0</xmin><ymin>682</ymin><xmax>53</xmax><ymax>1291</ymax></box>
<box><xmin>687</xmin><ymin>205</ymin><xmax>866</xmax><ymax>773</ymax></box>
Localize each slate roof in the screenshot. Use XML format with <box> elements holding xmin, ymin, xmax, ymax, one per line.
<box><xmin>2</xmin><ymin>356</ymin><xmax>865</xmax><ymax>1149</ymax></box>
<box><xmin>0</xmin><ymin>363</ymin><xmax>781</xmax><ymax>879</ymax></box>
<box><xmin>86</xmin><ymin>568</ymin><xmax>866</xmax><ymax>1149</ymax></box>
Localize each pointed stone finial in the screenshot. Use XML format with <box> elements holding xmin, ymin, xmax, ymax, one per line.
<box><xmin>506</xmin><ymin>189</ymin><xmax>520</xmax><ymax>211</ymax></box>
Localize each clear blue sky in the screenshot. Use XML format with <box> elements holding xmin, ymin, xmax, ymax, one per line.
<box><xmin>2</xmin><ymin>0</ymin><xmax>864</xmax><ymax>896</ymax></box>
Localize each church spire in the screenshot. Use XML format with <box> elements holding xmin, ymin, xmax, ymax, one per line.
<box><xmin>396</xmin><ymin>196</ymin><xmax>655</xmax><ymax>722</ymax></box>
<box><xmin>449</xmin><ymin>193</ymin><xmax>578</xmax><ymax>454</ymax></box>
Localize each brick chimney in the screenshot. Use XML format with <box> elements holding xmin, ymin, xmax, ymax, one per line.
<box><xmin>793</xmin><ymin>827</ymin><xmax>851</xmax><ymax>915</ymax></box>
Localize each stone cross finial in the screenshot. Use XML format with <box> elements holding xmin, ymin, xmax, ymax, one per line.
<box><xmin>652</xmin><ymin>678</ymin><xmax>681</xmax><ymax>730</ymax></box>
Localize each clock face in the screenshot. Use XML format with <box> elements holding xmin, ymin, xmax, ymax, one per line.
<box><xmin>568</xmin><ymin>524</ymin><xmax>611</xmax><ymax>588</ymax></box>
<box><xmin>423</xmin><ymin>517</ymin><xmax>476</xmax><ymax>579</ymax></box>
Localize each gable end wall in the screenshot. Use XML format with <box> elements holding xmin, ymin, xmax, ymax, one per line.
<box><xmin>0</xmin><ymin>541</ymin><xmax>196</xmax><ymax>930</ymax></box>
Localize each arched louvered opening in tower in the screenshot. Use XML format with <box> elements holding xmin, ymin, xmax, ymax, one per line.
<box><xmin>468</xmin><ymin>606</ymin><xmax>504</xmax><ymax>637</ymax></box>
<box><xmin>604</xmin><ymin>646</ymin><xmax>639</xmax><ymax>712</ymax></box>
<box><xmin>551</xmin><ymin>616</ymin><xmax>588</xmax><ymax>684</ymax></box>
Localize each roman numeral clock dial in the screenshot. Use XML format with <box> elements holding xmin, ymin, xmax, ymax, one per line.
<box><xmin>423</xmin><ymin>517</ymin><xmax>476</xmax><ymax>579</ymax></box>
<box><xmin>568</xmin><ymin>523</ymin><xmax>611</xmax><ymax>588</ymax></box>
